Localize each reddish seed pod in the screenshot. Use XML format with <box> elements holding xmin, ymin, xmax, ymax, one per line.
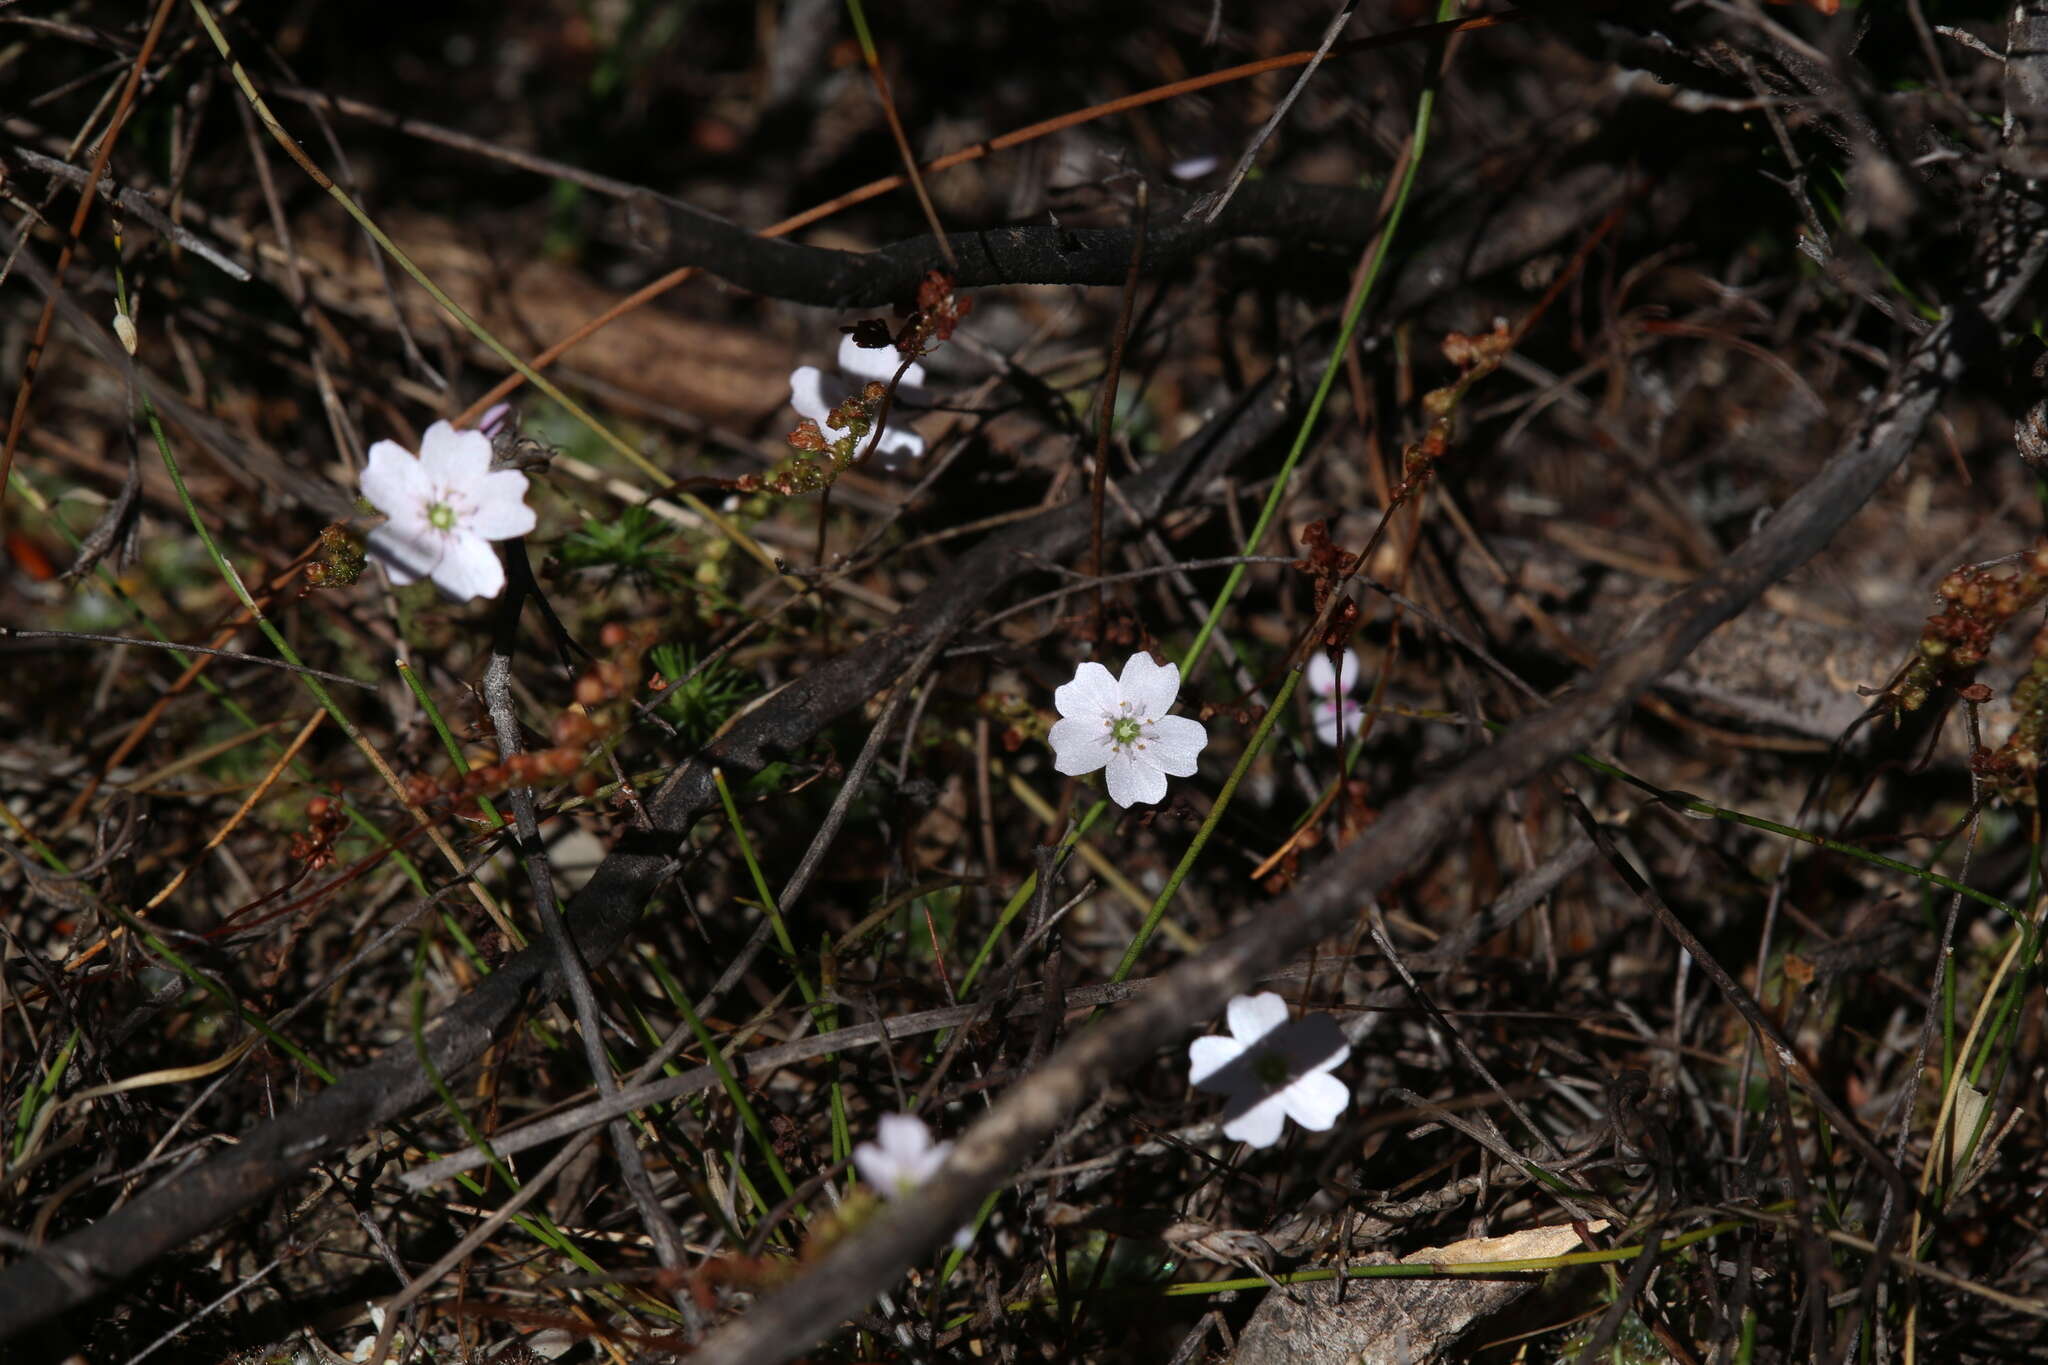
<box><xmin>553</xmin><ymin>711</ymin><xmax>595</xmax><ymax>746</ymax></box>
<box><xmin>601</xmin><ymin>621</ymin><xmax>630</xmax><ymax>650</ymax></box>
<box><xmin>575</xmin><ymin>674</ymin><xmax>607</xmax><ymax>707</ymax></box>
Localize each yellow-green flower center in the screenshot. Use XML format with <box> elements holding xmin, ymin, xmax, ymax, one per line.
<box><xmin>426</xmin><ymin>501</ymin><xmax>458</xmax><ymax>532</ymax></box>
<box><xmin>1110</xmin><ymin>716</ymin><xmax>1143</xmax><ymax>746</ymax></box>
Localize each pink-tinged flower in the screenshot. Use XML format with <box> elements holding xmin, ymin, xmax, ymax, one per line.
<box><xmin>1048</xmin><ymin>653</ymin><xmax>1208</xmax><ymax>808</ymax></box>
<box><xmin>1188</xmin><ymin>992</ymin><xmax>1350</xmax><ymax>1149</ymax></box>
<box><xmin>1306</xmin><ymin>648</ymin><xmax>1363</xmax><ymax>748</ymax></box>
<box><xmin>788</xmin><ymin>335</ymin><xmax>929</xmax><ymax>470</ymax></box>
<box><xmin>361</xmin><ymin>420</ymin><xmax>536</xmax><ymax>600</ymax></box>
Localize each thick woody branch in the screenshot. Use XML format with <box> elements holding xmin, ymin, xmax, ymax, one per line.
<box><xmin>651</xmin><ymin>167</ymin><xmax>1625</xmax><ymax>309</ymax></box>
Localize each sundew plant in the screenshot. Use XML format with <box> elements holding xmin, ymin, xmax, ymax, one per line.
<box><xmin>6</xmin><ymin>4</ymin><xmax>2048</xmax><ymax>1364</ymax></box>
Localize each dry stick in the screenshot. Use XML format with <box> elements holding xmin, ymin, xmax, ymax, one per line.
<box><xmin>449</xmin><ymin>10</ymin><xmax>1516</xmax><ymax>427</ymax></box>
<box><xmin>1089</xmin><ymin>182</ymin><xmax>1149</xmax><ymax>635</ymax></box>
<box><xmin>691</xmin><ymin>625</ymin><xmax>956</xmax><ymax>1026</ymax></box>
<box><xmin>676</xmin><ymin>206</ymin><xmax>2048</xmax><ymax>1365</ymax></box>
<box><xmin>1554</xmin><ymin>775</ymin><xmax>1903</xmax><ymax>1363</ymax></box>
<box><xmin>1203</xmin><ymin>0</ymin><xmax>1359</xmax><ymax>224</ymax></box>
<box><xmin>1364</xmin><ymin>902</ymin><xmax>1561</xmax><ymax>1162</ymax></box>
<box><xmin>847</xmin><ymin>2</ymin><xmax>956</xmax><ymax>272</ymax></box>
<box><xmin>7</xmin><ymin>146</ymin><xmax>250</xmax><ymax>280</ymax></box>
<box><xmin>477</xmin><ymin>641</ymin><xmax>699</xmax><ymax>1333</ymax></box>
<box><xmin>404</xmin><ymin>972</ymin><xmax>1241</xmax><ymax>1191</ymax></box>
<box><xmin>0</xmin><ymin>356</ymin><xmax>1296</xmax><ymax>1341</ymax></box>
<box><xmin>0</xmin><ymin>627</ymin><xmax>371</xmax><ymax>688</ymax></box>
<box><xmin>0</xmin><ymin>0</ymin><xmax>176</xmax><ymax>529</ymax></box>
<box><xmin>364</xmin><ymin>1124</ymin><xmax>609</xmax><ymax>1365</ymax></box>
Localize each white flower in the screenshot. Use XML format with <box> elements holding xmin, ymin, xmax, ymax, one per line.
<box><xmin>853</xmin><ymin>1112</ymin><xmax>951</xmax><ymax>1199</ymax></box>
<box><xmin>361</xmin><ymin>420</ymin><xmax>536</xmax><ymax>600</ymax></box>
<box><xmin>1048</xmin><ymin>653</ymin><xmax>1208</xmax><ymax>808</ymax></box>
<box><xmin>854</xmin><ymin>1113</ymin><xmax>975</xmax><ymax>1249</ymax></box>
<box><xmin>788</xmin><ymin>335</ymin><xmax>930</xmax><ymax>471</ymax></box>
<box><xmin>1187</xmin><ymin>992</ymin><xmax>1350</xmax><ymax>1149</ymax></box>
<box><xmin>1306</xmin><ymin>648</ymin><xmax>1363</xmax><ymax>748</ymax></box>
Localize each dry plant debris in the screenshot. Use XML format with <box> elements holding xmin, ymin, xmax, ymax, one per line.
<box><xmin>4</xmin><ymin>4</ymin><xmax>2048</xmax><ymax>1364</ymax></box>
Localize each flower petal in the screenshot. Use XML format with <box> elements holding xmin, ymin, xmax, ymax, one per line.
<box><xmin>1143</xmin><ymin>715</ymin><xmax>1206</xmax><ymax>777</ymax></box>
<box><xmin>876</xmin><ymin>1113</ymin><xmax>931</xmax><ymax>1162</ymax></box>
<box><xmin>1117</xmin><ymin>652</ymin><xmax>1181</xmax><ymax>718</ymax></box>
<box><xmin>1306</xmin><ymin>652</ymin><xmax>1337</xmax><ymax>697</ymax></box>
<box><xmin>1226</xmin><ymin>992</ymin><xmax>1288</xmax><ymax>1047</ymax></box>
<box><xmin>789</xmin><ymin>366</ymin><xmax>845</xmax><ymax>435</ymax></box>
<box><xmin>1104</xmin><ymin>750</ymin><xmax>1165</xmax><ymax>807</ymax></box>
<box><xmin>1314</xmin><ymin>704</ymin><xmax>1343</xmax><ymax>748</ymax></box>
<box><xmin>867</xmin><ymin>424</ymin><xmax>925</xmax><ymax>470</ymax></box>
<box><xmin>429</xmin><ymin>535</ymin><xmax>506</xmax><ymax>601</ymax></box>
<box><xmin>837</xmin><ymin>335</ymin><xmax>926</xmax><ymax>389</ymax></box>
<box><xmin>1306</xmin><ymin>649</ymin><xmax>1360</xmax><ymax>699</ymax></box>
<box><xmin>836</xmin><ymin>334</ymin><xmax>890</xmax><ymax>379</ymax></box>
<box><xmin>1221</xmin><ymin>1094</ymin><xmax>1288</xmax><ymax>1149</ymax></box>
<box><xmin>1188</xmin><ymin>1035</ymin><xmax>1247</xmax><ymax>1089</ymax></box>
<box><xmin>1048</xmin><ymin>716</ymin><xmax>1112</xmax><ymax>775</ymax></box>
<box><xmin>1270</xmin><ymin>1012</ymin><xmax>1350</xmax><ymax>1075</ymax></box>
<box><xmin>366</xmin><ymin>522</ymin><xmax>442</xmax><ymax>587</ymax></box>
<box><xmin>416</xmin><ymin>420</ymin><xmax>492</xmax><ymax>485</ymax></box>
<box><xmin>916</xmin><ymin>1139</ymin><xmax>954</xmax><ymax>1183</ymax></box>
<box><xmin>465</xmin><ymin>469</ymin><xmax>537</xmax><ymax>540</ymax></box>
<box><xmin>1280</xmin><ymin>1071</ymin><xmax>1351</xmax><ymax>1132</ymax></box>
<box><xmin>1053</xmin><ymin>661</ymin><xmax>1120</xmax><ymax>719</ymax></box>
<box><xmin>851</xmin><ymin>1140</ymin><xmax>894</xmax><ymax>1191</ymax></box>
<box><xmin>360</xmin><ymin>440</ymin><xmax>426</xmax><ymax>518</ymax></box>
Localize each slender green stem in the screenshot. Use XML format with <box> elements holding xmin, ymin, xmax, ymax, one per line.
<box><xmin>11</xmin><ymin>1028</ymin><xmax>79</xmax><ymax>1161</ymax></box>
<box><xmin>671</xmin><ymin>982</ymin><xmax>798</xmax><ymax>1206</ymax></box>
<box><xmin>712</xmin><ymin>769</ymin><xmax>819</xmax><ymax>1010</ymax></box>
<box><xmin>712</xmin><ymin>768</ymin><xmax>847</xmax><ymax>1190</ymax></box>
<box><xmin>1180</xmin><ymin>0</ymin><xmax>1457</xmax><ymax>678</ymax></box>
<box><xmin>1109</xmin><ymin>670</ymin><xmax>1303</xmax><ymax>985</ymax></box>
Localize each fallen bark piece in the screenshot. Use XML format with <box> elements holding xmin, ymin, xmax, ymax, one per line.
<box><xmin>1232</xmin><ymin>1222</ymin><xmax>1604</xmax><ymax>1365</ymax></box>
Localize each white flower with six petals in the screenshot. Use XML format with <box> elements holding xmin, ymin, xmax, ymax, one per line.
<box><xmin>788</xmin><ymin>336</ymin><xmax>930</xmax><ymax>471</ymax></box>
<box><xmin>360</xmin><ymin>420</ymin><xmax>535</xmax><ymax>600</ymax></box>
<box><xmin>1048</xmin><ymin>653</ymin><xmax>1208</xmax><ymax>808</ymax></box>
<box><xmin>1306</xmin><ymin>647</ymin><xmax>1363</xmax><ymax>748</ymax></box>
<box><xmin>1187</xmin><ymin>992</ymin><xmax>1350</xmax><ymax>1148</ymax></box>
